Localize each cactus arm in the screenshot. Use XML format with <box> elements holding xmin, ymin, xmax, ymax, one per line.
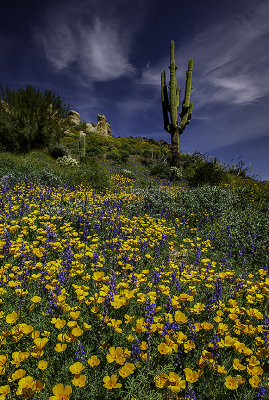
<box><xmin>169</xmin><ymin>40</ymin><xmax>178</xmax><ymax>127</ymax></box>
<box><xmin>178</xmin><ymin>59</ymin><xmax>193</xmax><ymax>131</ymax></box>
<box><xmin>161</xmin><ymin>70</ymin><xmax>170</xmax><ymax>132</ymax></box>
<box><xmin>183</xmin><ymin>59</ymin><xmax>193</xmax><ymax>109</ymax></box>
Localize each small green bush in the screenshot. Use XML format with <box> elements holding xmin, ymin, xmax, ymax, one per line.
<box><xmin>47</xmin><ymin>142</ymin><xmax>69</xmax><ymax>159</ymax></box>
<box><xmin>121</xmin><ymin>169</ymin><xmax>135</xmax><ymax>179</ymax></box>
<box><xmin>0</xmin><ymin>84</ymin><xmax>71</xmax><ymax>154</ymax></box>
<box><xmin>106</xmin><ymin>149</ymin><xmax>129</xmax><ymax>164</ymax></box>
<box><xmin>174</xmin><ymin>185</ymin><xmax>238</xmax><ymax>220</ymax></box>
<box><xmin>188</xmin><ymin>156</ymin><xmax>230</xmax><ymax>187</ymax></box>
<box><xmin>62</xmin><ymin>157</ymin><xmax>112</xmax><ymax>192</ymax></box>
<box><xmin>86</xmin><ymin>147</ymin><xmax>104</xmax><ymax>157</ymax></box>
<box><xmin>149</xmin><ymin>162</ymin><xmax>171</xmax><ymax>180</ymax></box>
<box><xmin>57</xmin><ymin>155</ymin><xmax>79</xmax><ymax>168</ymax></box>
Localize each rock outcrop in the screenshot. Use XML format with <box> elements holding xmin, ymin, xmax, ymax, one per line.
<box><xmin>85</xmin><ymin>114</ymin><xmax>111</xmax><ymax>137</ymax></box>
<box><xmin>68</xmin><ymin>110</ymin><xmax>81</xmax><ymax>125</ymax></box>
<box><xmin>0</xmin><ymin>101</ymin><xmax>112</xmax><ymax>137</ymax></box>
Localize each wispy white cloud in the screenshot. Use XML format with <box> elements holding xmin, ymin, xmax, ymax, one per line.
<box><xmin>32</xmin><ymin>0</ymin><xmax>151</xmax><ymax>83</ymax></box>
<box><xmin>137</xmin><ymin>0</ymin><xmax>269</xmax><ymax>110</ymax></box>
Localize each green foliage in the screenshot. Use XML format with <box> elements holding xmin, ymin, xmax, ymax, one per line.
<box><xmin>71</xmin><ymin>157</ymin><xmax>112</xmax><ymax>191</ymax></box>
<box><xmin>187</xmin><ymin>155</ymin><xmax>230</xmax><ymax>187</ymax></box>
<box><xmin>47</xmin><ymin>142</ymin><xmax>70</xmax><ymax>159</ymax></box>
<box><xmin>57</xmin><ymin>155</ymin><xmax>79</xmax><ymax>168</ymax></box>
<box><xmin>0</xmin><ymin>84</ymin><xmax>71</xmax><ymax>154</ymax></box>
<box><xmin>86</xmin><ymin>147</ymin><xmax>104</xmax><ymax>157</ymax></box>
<box><xmin>0</xmin><ymin>135</ymin><xmax>268</xmax><ymax>399</ymax></box>
<box><xmin>169</xmin><ymin>166</ymin><xmax>183</xmax><ymax>180</ymax></box>
<box><xmin>149</xmin><ymin>162</ymin><xmax>171</xmax><ymax>180</ymax></box>
<box><xmin>118</xmin><ymin>141</ymin><xmax>136</xmax><ymax>154</ymax></box>
<box><xmin>125</xmin><ymin>187</ymin><xmax>175</xmax><ymax>218</ymax></box>
<box><xmin>106</xmin><ymin>149</ymin><xmax>129</xmax><ymax>164</ymax></box>
<box><xmin>121</xmin><ymin>169</ymin><xmax>135</xmax><ymax>179</ymax></box>
<box><xmin>174</xmin><ymin>185</ymin><xmax>238</xmax><ymax>219</ymax></box>
<box><xmin>0</xmin><ymin>150</ymin><xmax>111</xmax><ymax>192</ymax></box>
<box><xmin>133</xmin><ymin>178</ymin><xmax>160</xmax><ymax>190</ymax></box>
<box><xmin>72</xmin><ymin>120</ymin><xmax>87</xmax><ymax>132</ymax></box>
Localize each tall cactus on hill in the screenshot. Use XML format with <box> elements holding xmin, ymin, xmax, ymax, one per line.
<box><xmin>161</xmin><ymin>40</ymin><xmax>193</xmax><ymax>167</ymax></box>
<box><xmin>79</xmin><ymin>131</ymin><xmax>86</xmax><ymax>162</ymax></box>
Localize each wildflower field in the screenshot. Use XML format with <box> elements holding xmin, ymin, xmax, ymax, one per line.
<box><xmin>0</xmin><ymin>172</ymin><xmax>268</xmax><ymax>400</ymax></box>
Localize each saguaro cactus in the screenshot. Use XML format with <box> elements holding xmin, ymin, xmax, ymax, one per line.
<box><xmin>161</xmin><ymin>40</ymin><xmax>193</xmax><ymax>167</ymax></box>
<box><xmin>79</xmin><ymin>131</ymin><xmax>86</xmax><ymax>162</ymax></box>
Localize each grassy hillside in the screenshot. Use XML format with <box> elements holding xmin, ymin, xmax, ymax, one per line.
<box><xmin>0</xmin><ymin>127</ymin><xmax>268</xmax><ymax>399</ymax></box>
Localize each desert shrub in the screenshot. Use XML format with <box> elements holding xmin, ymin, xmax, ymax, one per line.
<box><xmin>47</xmin><ymin>142</ymin><xmax>70</xmax><ymax>159</ymax></box>
<box><xmin>119</xmin><ymin>141</ymin><xmax>136</xmax><ymax>154</ymax></box>
<box><xmin>149</xmin><ymin>162</ymin><xmax>171</xmax><ymax>180</ymax></box>
<box><xmin>33</xmin><ymin>167</ymin><xmax>63</xmax><ymax>187</ymax></box>
<box><xmin>62</xmin><ymin>157</ymin><xmax>112</xmax><ymax>192</ymax></box>
<box><xmin>174</xmin><ymin>185</ymin><xmax>239</xmax><ymax>220</ymax></box>
<box><xmin>57</xmin><ymin>155</ymin><xmax>79</xmax><ymax>168</ymax></box>
<box><xmin>125</xmin><ymin>187</ymin><xmax>175</xmax><ymax>218</ymax></box>
<box><xmin>0</xmin><ymin>84</ymin><xmax>71</xmax><ymax>154</ymax></box>
<box><xmin>106</xmin><ymin>149</ymin><xmax>129</xmax><ymax>164</ymax></box>
<box><xmin>169</xmin><ymin>166</ymin><xmax>183</xmax><ymax>181</ymax></box>
<box><xmin>121</xmin><ymin>169</ymin><xmax>135</xmax><ymax>179</ymax></box>
<box><xmin>118</xmin><ymin>149</ymin><xmax>130</xmax><ymax>163</ymax></box>
<box><xmin>86</xmin><ymin>147</ymin><xmax>104</xmax><ymax>157</ymax></box>
<box><xmin>187</xmin><ymin>156</ymin><xmax>230</xmax><ymax>187</ymax></box>
<box><xmin>134</xmin><ymin>178</ymin><xmax>159</xmax><ymax>190</ymax></box>
<box><xmin>72</xmin><ymin>121</ymin><xmax>87</xmax><ymax>132</ymax></box>
<box><xmin>225</xmin><ymin>157</ymin><xmax>256</xmax><ymax>178</ymax></box>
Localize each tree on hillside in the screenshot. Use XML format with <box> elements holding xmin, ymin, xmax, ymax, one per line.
<box><xmin>0</xmin><ymin>84</ymin><xmax>72</xmax><ymax>154</ymax></box>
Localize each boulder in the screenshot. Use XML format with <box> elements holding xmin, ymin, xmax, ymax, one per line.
<box><xmin>85</xmin><ymin>114</ymin><xmax>111</xmax><ymax>136</ymax></box>
<box><xmin>68</xmin><ymin>110</ymin><xmax>81</xmax><ymax>125</ymax></box>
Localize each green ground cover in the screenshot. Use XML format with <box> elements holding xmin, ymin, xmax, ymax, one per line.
<box><xmin>0</xmin><ymin>153</ymin><xmax>268</xmax><ymax>399</ymax></box>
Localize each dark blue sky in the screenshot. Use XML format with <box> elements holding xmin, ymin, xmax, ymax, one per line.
<box><xmin>1</xmin><ymin>0</ymin><xmax>269</xmax><ymax>180</ymax></box>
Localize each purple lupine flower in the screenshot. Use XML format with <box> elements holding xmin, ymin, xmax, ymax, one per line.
<box><xmin>75</xmin><ymin>340</ymin><xmax>86</xmax><ymax>362</ymax></box>
<box><xmin>130</xmin><ymin>272</ymin><xmax>137</xmax><ymax>289</ymax></box>
<box><xmin>221</xmin><ymin>253</ymin><xmax>228</xmax><ymax>268</ymax></box>
<box><xmin>145</xmin><ymin>297</ymin><xmax>156</xmax><ymax>362</ymax></box>
<box><xmin>210</xmin><ymin>333</ymin><xmax>220</xmax><ymax>363</ymax></box>
<box><xmin>186</xmin><ymin>386</ymin><xmax>197</xmax><ymax>400</ymax></box>
<box><xmin>228</xmin><ymin>233</ymin><xmax>233</xmax><ymax>259</ymax></box>
<box><xmin>150</xmin><ymin>269</ymin><xmax>161</xmax><ymax>287</ymax></box>
<box><xmin>2</xmin><ymin>229</ymin><xmax>11</xmax><ymax>256</ymax></box>
<box><xmin>253</xmin><ymin>386</ymin><xmax>266</xmax><ymax>400</ymax></box>
<box><xmin>44</xmin><ymin>288</ymin><xmax>59</xmax><ymax>315</ymax></box>
<box><xmin>82</xmin><ymin>213</ymin><xmax>90</xmax><ymax>243</ymax></box>
<box><xmin>170</xmin><ymin>269</ymin><xmax>178</xmax><ymax>284</ymax></box>
<box><xmin>57</xmin><ymin>236</ymin><xmax>74</xmax><ymax>290</ymax></box>
<box><xmin>188</xmin><ymin>321</ymin><xmax>197</xmax><ymax>343</ymax></box>
<box><xmin>130</xmin><ymin>337</ymin><xmax>142</xmax><ymax>362</ymax></box>
<box><xmin>44</xmin><ymin>227</ymin><xmax>58</xmax><ymax>250</ymax></box>
<box><xmin>175</xmin><ymin>278</ymin><xmax>182</xmax><ymax>292</ymax></box>
<box><xmin>165</xmin><ymin>297</ymin><xmax>172</xmax><ymax>313</ymax></box>
<box><xmin>108</xmin><ymin>269</ymin><xmax>117</xmax><ymax>300</ymax></box>
<box><xmin>161</xmin><ymin>314</ymin><xmax>173</xmax><ymax>337</ymax></box>
<box><xmin>210</xmin><ymin>229</ymin><xmax>214</xmax><ymax>242</ymax></box>
<box><xmin>174</xmin><ymin>354</ymin><xmax>181</xmax><ymax>367</ymax></box>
